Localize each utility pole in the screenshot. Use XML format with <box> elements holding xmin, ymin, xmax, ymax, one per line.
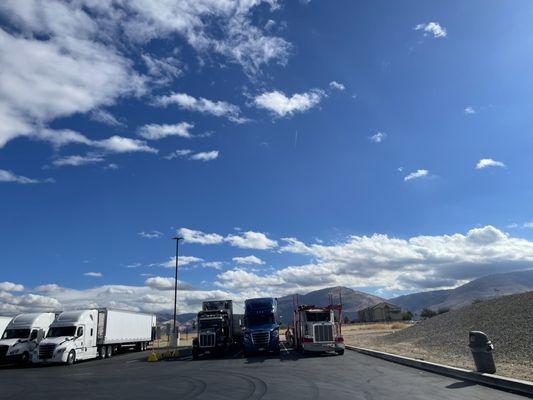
<box><xmin>171</xmin><ymin>236</ymin><xmax>183</xmax><ymax>347</ymax></box>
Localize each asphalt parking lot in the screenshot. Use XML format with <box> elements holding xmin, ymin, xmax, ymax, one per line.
<box><xmin>0</xmin><ymin>345</ymin><xmax>527</xmax><ymax>400</ymax></box>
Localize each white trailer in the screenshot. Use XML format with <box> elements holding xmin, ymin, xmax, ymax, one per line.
<box><xmin>34</xmin><ymin>308</ymin><xmax>156</xmax><ymax>365</ymax></box>
<box><xmin>0</xmin><ymin>317</ymin><xmax>12</xmax><ymax>338</ymax></box>
<box><xmin>0</xmin><ymin>313</ymin><xmax>56</xmax><ymax>364</ymax></box>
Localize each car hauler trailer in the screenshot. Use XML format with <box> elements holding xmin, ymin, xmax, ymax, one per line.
<box><xmin>243</xmin><ymin>298</ymin><xmax>280</xmax><ymax>356</ymax></box>
<box><xmin>192</xmin><ymin>300</ymin><xmax>243</xmax><ymax>359</ymax></box>
<box><xmin>0</xmin><ymin>313</ymin><xmax>56</xmax><ymax>364</ymax></box>
<box><xmin>289</xmin><ymin>303</ymin><xmax>344</xmax><ymax>355</ymax></box>
<box><xmin>34</xmin><ymin>309</ymin><xmax>156</xmax><ymax>365</ymax></box>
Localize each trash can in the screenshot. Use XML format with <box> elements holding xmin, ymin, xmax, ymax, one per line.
<box><xmin>468</xmin><ymin>331</ymin><xmax>496</xmax><ymax>374</ymax></box>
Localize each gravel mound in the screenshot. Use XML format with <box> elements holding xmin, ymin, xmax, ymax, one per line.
<box><xmin>379</xmin><ymin>291</ymin><xmax>533</xmax><ymax>370</ymax></box>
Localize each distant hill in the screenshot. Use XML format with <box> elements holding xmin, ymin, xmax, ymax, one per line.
<box><xmin>277</xmin><ymin>286</ymin><xmax>384</xmax><ymax>324</ymax></box>
<box><xmin>390</xmin><ymin>269</ymin><xmax>533</xmax><ymax>312</ymax></box>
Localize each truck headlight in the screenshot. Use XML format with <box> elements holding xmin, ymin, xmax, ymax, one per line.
<box><xmin>56</xmin><ymin>347</ymin><xmax>66</xmax><ymax>353</ymax></box>
<box><xmin>9</xmin><ymin>349</ymin><xmax>20</xmax><ymax>355</ymax></box>
<box><xmin>271</xmin><ymin>330</ymin><xmax>279</xmax><ymax>337</ymax></box>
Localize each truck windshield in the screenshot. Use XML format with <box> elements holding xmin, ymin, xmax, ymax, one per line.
<box><xmin>199</xmin><ymin>319</ymin><xmax>222</xmax><ymax>330</ymax></box>
<box><xmin>246</xmin><ymin>314</ymin><xmax>274</xmax><ymax>327</ymax></box>
<box><xmin>1</xmin><ymin>329</ymin><xmax>30</xmax><ymax>339</ymax></box>
<box><xmin>47</xmin><ymin>326</ymin><xmax>76</xmax><ymax>337</ymax></box>
<box><xmin>306</xmin><ymin>312</ymin><xmax>330</xmax><ymax>322</ymax></box>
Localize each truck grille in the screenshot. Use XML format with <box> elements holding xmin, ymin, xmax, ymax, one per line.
<box><xmin>252</xmin><ymin>332</ymin><xmax>269</xmax><ymax>346</ymax></box>
<box><xmin>0</xmin><ymin>345</ymin><xmax>8</xmax><ymax>358</ymax></box>
<box><xmin>39</xmin><ymin>344</ymin><xmax>56</xmax><ymax>359</ymax></box>
<box><xmin>313</xmin><ymin>324</ymin><xmax>334</xmax><ymax>342</ymax></box>
<box><xmin>199</xmin><ymin>333</ymin><xmax>215</xmax><ymax>348</ymax></box>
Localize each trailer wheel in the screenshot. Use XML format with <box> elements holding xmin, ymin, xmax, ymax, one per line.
<box><xmin>66</xmin><ymin>350</ymin><xmax>76</xmax><ymax>365</ymax></box>
<box><xmin>106</xmin><ymin>345</ymin><xmax>113</xmax><ymax>358</ymax></box>
<box><xmin>98</xmin><ymin>346</ymin><xmax>106</xmax><ymax>359</ymax></box>
<box><xmin>136</xmin><ymin>342</ymin><xmax>142</xmax><ymax>352</ymax></box>
<box><xmin>336</xmin><ymin>349</ymin><xmax>345</xmax><ymax>356</ymax></box>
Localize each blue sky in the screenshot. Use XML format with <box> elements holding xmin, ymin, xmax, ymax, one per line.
<box><xmin>1</xmin><ymin>0</ymin><xmax>533</xmax><ymax>314</ymax></box>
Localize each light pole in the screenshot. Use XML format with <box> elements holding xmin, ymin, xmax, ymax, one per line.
<box><xmin>171</xmin><ymin>236</ymin><xmax>183</xmax><ymax>346</ymax></box>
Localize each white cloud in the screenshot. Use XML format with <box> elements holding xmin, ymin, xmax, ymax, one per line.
<box><xmin>84</xmin><ymin>272</ymin><xmax>102</xmax><ymax>277</ymax></box>
<box><xmin>476</xmin><ymin>158</ymin><xmax>506</xmax><ymax>170</ymax></box>
<box><xmin>0</xmin><ymin>0</ymin><xmax>287</xmax><ymax>148</ymax></box>
<box><xmin>179</xmin><ymin>228</ymin><xmax>225</xmax><ymax>245</ymax></box>
<box><xmin>415</xmin><ymin>22</ymin><xmax>447</xmax><ymax>38</ymax></box>
<box><xmin>225</xmin><ymin>231</ymin><xmax>278</xmax><ymax>250</ymax></box>
<box><xmin>201</xmin><ymin>261</ymin><xmax>225</xmax><ymax>270</ymax></box>
<box><xmin>93</xmin><ymin>136</ymin><xmax>157</xmax><ymax>153</ymax></box>
<box><xmin>254</xmin><ymin>89</ymin><xmax>325</xmax><ymax>117</ymax></box>
<box><xmin>153</xmin><ymin>93</ymin><xmax>246</xmax><ymax>123</ymax></box>
<box><xmin>233</xmin><ymin>255</ymin><xmax>265</xmax><ymax>265</ymax></box>
<box><xmin>370</xmin><ymin>131</ymin><xmax>387</xmax><ymax>143</ymax></box>
<box><xmin>139</xmin><ymin>230</ymin><xmax>163</xmax><ymax>239</ymax></box>
<box><xmin>52</xmin><ymin>155</ymin><xmax>105</xmax><ymax>167</ymax></box>
<box><xmin>404</xmin><ymin>169</ymin><xmax>429</xmax><ymax>181</ymax></box>
<box><xmin>157</xmin><ymin>256</ymin><xmax>204</xmax><ymax>268</ymax></box>
<box><xmin>190</xmin><ymin>151</ymin><xmax>219</xmax><ymax>162</ymax></box>
<box><xmin>137</xmin><ymin>122</ymin><xmax>194</xmax><ymax>140</ymax></box>
<box><xmin>464</xmin><ymin>106</ymin><xmax>476</xmax><ymax>115</ymax></box>
<box><xmin>329</xmin><ymin>81</ymin><xmax>345</xmax><ymax>91</ymax></box>
<box><xmin>0</xmin><ymin>169</ymin><xmax>41</xmax><ymax>184</ymax></box>
<box><xmin>90</xmin><ymin>109</ymin><xmax>125</xmax><ymax>127</ymax></box>
<box><xmin>523</xmin><ymin>222</ymin><xmax>533</xmax><ymax>229</ymax></box>
<box><xmin>178</xmin><ymin>228</ymin><xmax>277</xmax><ymax>250</ymax></box>
<box><xmin>0</xmin><ymin>282</ymin><xmax>24</xmax><ymax>292</ymax></box>
<box><xmin>218</xmin><ymin>225</ymin><xmax>533</xmax><ymax>293</ymax></box>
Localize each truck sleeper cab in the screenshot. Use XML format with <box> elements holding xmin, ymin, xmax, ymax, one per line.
<box><xmin>243</xmin><ymin>298</ymin><xmax>280</xmax><ymax>356</ymax></box>
<box><xmin>293</xmin><ymin>306</ymin><xmax>345</xmax><ymax>355</ymax></box>
<box><xmin>0</xmin><ymin>313</ymin><xmax>56</xmax><ymax>364</ymax></box>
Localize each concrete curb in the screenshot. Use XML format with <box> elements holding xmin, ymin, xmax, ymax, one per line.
<box><xmin>346</xmin><ymin>345</ymin><xmax>533</xmax><ymax>397</ymax></box>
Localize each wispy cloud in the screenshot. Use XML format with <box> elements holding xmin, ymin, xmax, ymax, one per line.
<box><xmin>404</xmin><ymin>169</ymin><xmax>429</xmax><ymax>181</ymax></box>
<box><xmin>476</xmin><ymin>158</ymin><xmax>506</xmax><ymax>169</ymax></box>
<box><xmin>464</xmin><ymin>106</ymin><xmax>476</xmax><ymax>115</ymax></box>
<box><xmin>153</xmin><ymin>93</ymin><xmax>246</xmax><ymax>123</ymax></box>
<box><xmin>52</xmin><ymin>155</ymin><xmax>105</xmax><ymax>167</ymax></box>
<box><xmin>139</xmin><ymin>230</ymin><xmax>163</xmax><ymax>239</ymax></box>
<box><xmin>90</xmin><ymin>109</ymin><xmax>125</xmax><ymax>127</ymax></box>
<box><xmin>165</xmin><ymin>149</ymin><xmax>219</xmax><ymax>162</ymax></box>
<box><xmin>415</xmin><ymin>22</ymin><xmax>447</xmax><ymax>38</ymax></box>
<box><xmin>137</xmin><ymin>122</ymin><xmax>194</xmax><ymax>140</ymax></box>
<box><xmin>254</xmin><ymin>89</ymin><xmax>325</xmax><ymax>117</ymax></box>
<box><xmin>369</xmin><ymin>131</ymin><xmax>387</xmax><ymax>143</ymax></box>
<box><xmin>84</xmin><ymin>272</ymin><xmax>103</xmax><ymax>277</ymax></box>
<box><xmin>0</xmin><ymin>169</ymin><xmax>43</xmax><ymax>184</ymax></box>
<box><xmin>233</xmin><ymin>255</ymin><xmax>265</xmax><ymax>265</ymax></box>
<box><xmin>178</xmin><ymin>228</ymin><xmax>278</xmax><ymax>250</ymax></box>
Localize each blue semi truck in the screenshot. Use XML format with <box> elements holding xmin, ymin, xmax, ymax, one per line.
<box><xmin>243</xmin><ymin>298</ymin><xmax>280</xmax><ymax>356</ymax></box>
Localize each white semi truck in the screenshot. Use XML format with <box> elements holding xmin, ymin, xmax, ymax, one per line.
<box><xmin>34</xmin><ymin>308</ymin><xmax>156</xmax><ymax>365</ymax></box>
<box><xmin>0</xmin><ymin>313</ymin><xmax>56</xmax><ymax>364</ymax></box>
<box><xmin>0</xmin><ymin>316</ymin><xmax>12</xmax><ymax>337</ymax></box>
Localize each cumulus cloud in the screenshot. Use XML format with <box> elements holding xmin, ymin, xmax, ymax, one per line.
<box><xmin>415</xmin><ymin>22</ymin><xmax>447</xmax><ymax>38</ymax></box>
<box><xmin>0</xmin><ymin>169</ymin><xmax>42</xmax><ymax>184</ymax></box>
<box><xmin>153</xmin><ymin>92</ymin><xmax>246</xmax><ymax>123</ymax></box>
<box><xmin>329</xmin><ymin>81</ymin><xmax>345</xmax><ymax>91</ymax></box>
<box><xmin>404</xmin><ymin>169</ymin><xmax>429</xmax><ymax>181</ymax></box>
<box><xmin>0</xmin><ymin>0</ymin><xmax>288</xmax><ymax>148</ymax></box>
<box><xmin>254</xmin><ymin>89</ymin><xmax>325</xmax><ymax>117</ymax></box>
<box><xmin>157</xmin><ymin>256</ymin><xmax>204</xmax><ymax>268</ymax></box>
<box><xmin>476</xmin><ymin>158</ymin><xmax>506</xmax><ymax>170</ymax></box>
<box><xmin>233</xmin><ymin>255</ymin><xmax>265</xmax><ymax>265</ymax></box>
<box><xmin>137</xmin><ymin>122</ymin><xmax>194</xmax><ymax>140</ymax></box>
<box><xmin>215</xmin><ymin>225</ymin><xmax>533</xmax><ymax>294</ymax></box>
<box><xmin>190</xmin><ymin>151</ymin><xmax>219</xmax><ymax>162</ymax></box>
<box><xmin>84</xmin><ymin>272</ymin><xmax>102</xmax><ymax>277</ymax></box>
<box><xmin>226</xmin><ymin>231</ymin><xmax>278</xmax><ymax>249</ymax></box>
<box><xmin>369</xmin><ymin>132</ymin><xmax>387</xmax><ymax>143</ymax></box>
<box><xmin>179</xmin><ymin>228</ymin><xmax>277</xmax><ymax>250</ymax></box>
<box><xmin>0</xmin><ymin>282</ymin><xmax>24</xmax><ymax>292</ymax></box>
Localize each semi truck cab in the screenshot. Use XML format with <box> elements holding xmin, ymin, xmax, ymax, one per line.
<box><xmin>0</xmin><ymin>313</ymin><xmax>56</xmax><ymax>364</ymax></box>
<box><xmin>34</xmin><ymin>310</ymin><xmax>98</xmax><ymax>364</ymax></box>
<box><xmin>243</xmin><ymin>298</ymin><xmax>280</xmax><ymax>356</ymax></box>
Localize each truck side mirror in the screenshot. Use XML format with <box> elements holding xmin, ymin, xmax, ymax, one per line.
<box><xmin>30</xmin><ymin>330</ymin><xmax>38</xmax><ymax>341</ymax></box>
<box><xmin>36</xmin><ymin>330</ymin><xmax>45</xmax><ymax>343</ymax></box>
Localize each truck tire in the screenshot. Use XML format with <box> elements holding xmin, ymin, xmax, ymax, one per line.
<box><xmin>136</xmin><ymin>342</ymin><xmax>142</xmax><ymax>352</ymax></box>
<box><xmin>192</xmin><ymin>348</ymin><xmax>199</xmax><ymax>360</ymax></box>
<box><xmin>98</xmin><ymin>346</ymin><xmax>106</xmax><ymax>359</ymax></box>
<box><xmin>336</xmin><ymin>349</ymin><xmax>345</xmax><ymax>356</ymax></box>
<box><xmin>20</xmin><ymin>351</ymin><xmax>30</xmax><ymax>365</ymax></box>
<box><xmin>66</xmin><ymin>350</ymin><xmax>76</xmax><ymax>365</ymax></box>
<box><xmin>106</xmin><ymin>345</ymin><xmax>113</xmax><ymax>358</ymax></box>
